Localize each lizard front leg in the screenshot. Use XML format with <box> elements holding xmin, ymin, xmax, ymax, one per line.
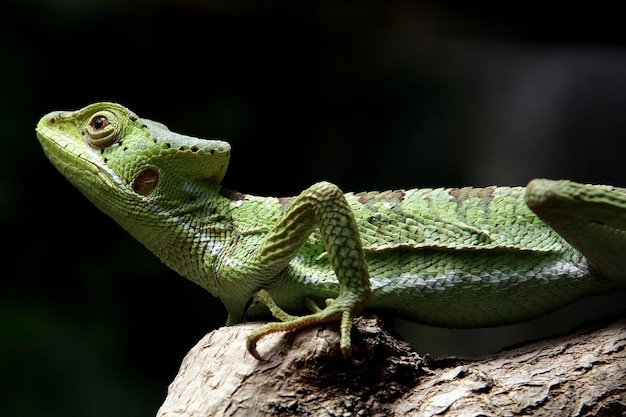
<box><xmin>245</xmin><ymin>181</ymin><xmax>371</xmax><ymax>360</ymax></box>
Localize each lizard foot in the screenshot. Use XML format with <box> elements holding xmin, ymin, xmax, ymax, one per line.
<box><xmin>245</xmin><ymin>289</ymin><xmax>359</xmax><ymax>361</ymax></box>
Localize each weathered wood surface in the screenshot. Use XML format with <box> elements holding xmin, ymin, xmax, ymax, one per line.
<box><xmin>157</xmin><ymin>315</ymin><xmax>626</xmax><ymax>416</ymax></box>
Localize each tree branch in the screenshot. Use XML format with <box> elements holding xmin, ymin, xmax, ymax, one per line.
<box><xmin>157</xmin><ymin>314</ymin><xmax>626</xmax><ymax>416</ymax></box>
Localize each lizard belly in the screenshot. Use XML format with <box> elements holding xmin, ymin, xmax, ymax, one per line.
<box><xmin>273</xmin><ymin>246</ymin><xmax>605</xmax><ymax>328</ymax></box>
<box><xmin>365</xmin><ymin>248</ymin><xmax>608</xmax><ymax>328</ymax></box>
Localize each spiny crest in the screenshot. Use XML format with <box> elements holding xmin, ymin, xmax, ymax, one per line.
<box><xmin>43</xmin><ymin>102</ymin><xmax>231</xmax><ymax>198</ymax></box>
<box><xmin>82</xmin><ymin>102</ymin><xmax>231</xmax><ymax>188</ymax></box>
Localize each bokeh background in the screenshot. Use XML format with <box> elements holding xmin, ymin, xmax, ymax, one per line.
<box><xmin>3</xmin><ymin>1</ymin><xmax>626</xmax><ymax>416</ymax></box>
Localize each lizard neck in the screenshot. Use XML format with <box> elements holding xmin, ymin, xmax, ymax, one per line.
<box><xmin>106</xmin><ymin>184</ymin><xmax>236</xmax><ymax>297</ymax></box>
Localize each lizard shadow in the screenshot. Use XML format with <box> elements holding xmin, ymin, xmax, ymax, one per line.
<box><xmin>394</xmin><ymin>289</ymin><xmax>626</xmax><ymax>358</ymax></box>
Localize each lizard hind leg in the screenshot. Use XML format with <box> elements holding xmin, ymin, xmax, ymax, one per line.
<box><xmin>526</xmin><ymin>178</ymin><xmax>626</xmax><ymax>281</ymax></box>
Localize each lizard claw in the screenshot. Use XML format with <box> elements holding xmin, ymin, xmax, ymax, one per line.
<box><xmin>243</xmin><ymin>291</ymin><xmax>273</xmax><ymax>322</ymax></box>
<box><xmin>245</xmin><ymin>334</ymin><xmax>264</xmax><ymax>361</ymax></box>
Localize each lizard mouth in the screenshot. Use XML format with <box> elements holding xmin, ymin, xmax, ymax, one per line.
<box><xmin>36</xmin><ymin>118</ymin><xmax>126</xmax><ymax>190</ymax></box>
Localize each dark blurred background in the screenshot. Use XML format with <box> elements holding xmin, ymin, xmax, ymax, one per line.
<box><xmin>3</xmin><ymin>1</ymin><xmax>626</xmax><ymax>416</ymax></box>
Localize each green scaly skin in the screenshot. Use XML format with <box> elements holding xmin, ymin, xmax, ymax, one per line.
<box><xmin>36</xmin><ymin>102</ymin><xmax>626</xmax><ymax>360</ymax></box>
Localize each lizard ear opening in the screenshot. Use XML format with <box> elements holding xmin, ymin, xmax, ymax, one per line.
<box><xmin>133</xmin><ymin>167</ymin><xmax>159</xmax><ymax>196</ymax></box>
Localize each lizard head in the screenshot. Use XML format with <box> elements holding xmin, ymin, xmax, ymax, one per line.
<box><xmin>36</xmin><ymin>101</ymin><xmax>231</xmax><ymax>218</ymax></box>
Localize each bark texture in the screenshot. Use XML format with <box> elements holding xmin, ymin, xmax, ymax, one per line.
<box><xmin>157</xmin><ymin>314</ymin><xmax>626</xmax><ymax>417</ymax></box>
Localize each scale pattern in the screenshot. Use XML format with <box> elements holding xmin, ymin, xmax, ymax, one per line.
<box><xmin>36</xmin><ymin>102</ymin><xmax>626</xmax><ymax>359</ymax></box>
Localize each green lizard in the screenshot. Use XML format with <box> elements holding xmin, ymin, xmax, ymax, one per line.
<box><xmin>36</xmin><ymin>102</ymin><xmax>626</xmax><ymax>360</ymax></box>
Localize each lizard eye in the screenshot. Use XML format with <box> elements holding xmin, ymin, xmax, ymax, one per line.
<box><xmin>92</xmin><ymin>116</ymin><xmax>109</xmax><ymax>130</ymax></box>
<box><xmin>85</xmin><ymin>111</ymin><xmax>119</xmax><ymax>148</ymax></box>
